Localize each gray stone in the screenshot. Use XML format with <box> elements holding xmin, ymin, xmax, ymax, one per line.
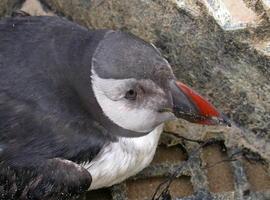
<box><xmin>0</xmin><ymin>0</ymin><xmax>18</xmax><ymax>18</ymax></box>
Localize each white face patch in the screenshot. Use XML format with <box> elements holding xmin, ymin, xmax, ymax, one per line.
<box><xmin>91</xmin><ymin>70</ymin><xmax>175</xmax><ymax>133</ymax></box>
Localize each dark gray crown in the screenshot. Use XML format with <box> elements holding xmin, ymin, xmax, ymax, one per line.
<box><xmin>92</xmin><ymin>31</ymin><xmax>174</xmax><ymax>88</ymax></box>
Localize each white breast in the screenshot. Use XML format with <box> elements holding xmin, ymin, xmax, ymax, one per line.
<box><xmin>82</xmin><ymin>124</ymin><xmax>163</xmax><ymax>190</ymax></box>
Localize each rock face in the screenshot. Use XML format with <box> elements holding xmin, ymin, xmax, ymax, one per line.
<box><xmin>40</xmin><ymin>0</ymin><xmax>270</xmax><ymax>160</ymax></box>
<box><xmin>0</xmin><ymin>0</ymin><xmax>18</xmax><ymax>18</ymax></box>
<box><xmin>1</xmin><ymin>0</ymin><xmax>269</xmax><ymax>161</ymax></box>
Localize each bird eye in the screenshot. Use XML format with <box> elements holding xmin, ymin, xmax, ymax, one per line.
<box><xmin>125</xmin><ymin>89</ymin><xmax>137</xmax><ymax>100</ymax></box>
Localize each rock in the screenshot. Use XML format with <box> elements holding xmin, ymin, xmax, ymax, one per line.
<box><xmin>20</xmin><ymin>0</ymin><xmax>54</xmax><ymax>16</ymax></box>
<box><xmin>0</xmin><ymin>0</ymin><xmax>269</xmax><ymax>161</ymax></box>
<box><xmin>202</xmin><ymin>0</ymin><xmax>259</xmax><ymax>30</ymax></box>
<box><xmin>41</xmin><ymin>0</ymin><xmax>270</xmax><ymax>162</ymax></box>
<box><xmin>262</xmin><ymin>0</ymin><xmax>270</xmax><ymax>17</ymax></box>
<box><xmin>0</xmin><ymin>0</ymin><xmax>18</xmax><ymax>18</ymax></box>
<box><xmin>0</xmin><ymin>0</ymin><xmax>53</xmax><ymax>18</ymax></box>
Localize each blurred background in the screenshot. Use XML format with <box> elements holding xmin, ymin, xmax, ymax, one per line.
<box><xmin>0</xmin><ymin>0</ymin><xmax>269</xmax><ymax>199</ymax></box>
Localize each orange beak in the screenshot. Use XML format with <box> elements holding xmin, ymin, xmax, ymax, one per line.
<box><xmin>170</xmin><ymin>81</ymin><xmax>230</xmax><ymax>126</ymax></box>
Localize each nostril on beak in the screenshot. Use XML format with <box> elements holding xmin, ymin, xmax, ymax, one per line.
<box><xmin>158</xmin><ymin>108</ymin><xmax>173</xmax><ymax>113</ymax></box>
<box><xmin>216</xmin><ymin>114</ymin><xmax>232</xmax><ymax>127</ymax></box>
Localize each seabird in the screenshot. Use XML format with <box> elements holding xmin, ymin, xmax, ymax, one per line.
<box><xmin>0</xmin><ymin>16</ymin><xmax>229</xmax><ymax>199</ymax></box>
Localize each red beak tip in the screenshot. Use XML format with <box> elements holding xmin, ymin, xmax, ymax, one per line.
<box><xmin>201</xmin><ymin>115</ymin><xmax>232</xmax><ymax>127</ymax></box>
<box><xmin>176</xmin><ymin>81</ymin><xmax>230</xmax><ymax>126</ymax></box>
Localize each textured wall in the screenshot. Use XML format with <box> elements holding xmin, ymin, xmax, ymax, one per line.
<box><xmin>0</xmin><ymin>0</ymin><xmax>19</xmax><ymax>18</ymax></box>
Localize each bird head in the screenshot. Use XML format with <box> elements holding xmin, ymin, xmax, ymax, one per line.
<box><xmin>91</xmin><ymin>31</ymin><xmax>230</xmax><ymax>136</ymax></box>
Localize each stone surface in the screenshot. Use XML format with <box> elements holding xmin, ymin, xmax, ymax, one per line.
<box><xmin>0</xmin><ymin>0</ymin><xmax>53</xmax><ymax>18</ymax></box>
<box><xmin>20</xmin><ymin>0</ymin><xmax>54</xmax><ymax>16</ymax></box>
<box><xmin>243</xmin><ymin>159</ymin><xmax>270</xmax><ymax>192</ymax></box>
<box><xmin>126</xmin><ymin>176</ymin><xmax>193</xmax><ymax>200</ymax></box>
<box><xmin>261</xmin><ymin>0</ymin><xmax>270</xmax><ymax>17</ymax></box>
<box><xmin>0</xmin><ymin>0</ymin><xmax>18</xmax><ymax>18</ymax></box>
<box><xmin>202</xmin><ymin>143</ymin><xmax>235</xmax><ymax>193</ymax></box>
<box><xmin>202</xmin><ymin>0</ymin><xmax>259</xmax><ymax>30</ymax></box>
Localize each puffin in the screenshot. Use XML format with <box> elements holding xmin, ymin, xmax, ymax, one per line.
<box><xmin>0</xmin><ymin>16</ymin><xmax>229</xmax><ymax>199</ymax></box>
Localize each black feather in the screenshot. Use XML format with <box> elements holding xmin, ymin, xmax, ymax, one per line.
<box><xmin>0</xmin><ymin>16</ymin><xmax>114</xmax><ymax>199</ymax></box>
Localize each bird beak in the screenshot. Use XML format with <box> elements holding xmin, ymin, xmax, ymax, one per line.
<box><xmin>170</xmin><ymin>80</ymin><xmax>230</xmax><ymax>126</ymax></box>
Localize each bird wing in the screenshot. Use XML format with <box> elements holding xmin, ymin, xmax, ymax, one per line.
<box><xmin>0</xmin><ymin>16</ymin><xmax>115</xmax><ymax>165</ymax></box>
<box><xmin>0</xmin><ymin>16</ymin><xmax>114</xmax><ymax>199</ymax></box>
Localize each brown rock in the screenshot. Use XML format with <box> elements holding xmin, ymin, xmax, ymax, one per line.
<box><xmin>0</xmin><ymin>0</ymin><xmax>18</xmax><ymax>18</ymax></box>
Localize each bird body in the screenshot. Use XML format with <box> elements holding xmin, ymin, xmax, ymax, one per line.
<box><xmin>0</xmin><ymin>16</ymin><xmax>111</xmax><ymax>199</ymax></box>
<box><xmin>0</xmin><ymin>16</ymin><xmax>227</xmax><ymax>199</ymax></box>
